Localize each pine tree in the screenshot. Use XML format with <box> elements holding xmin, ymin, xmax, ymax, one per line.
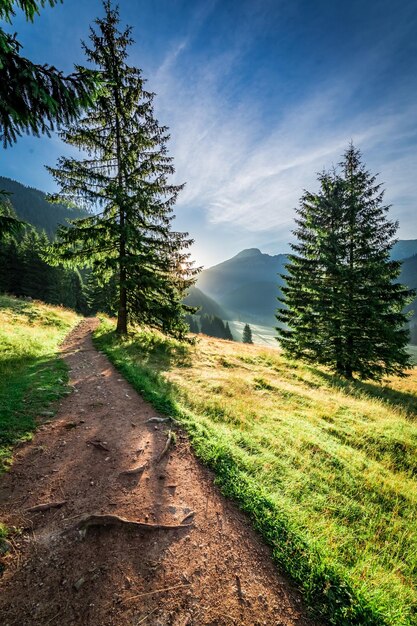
<box><xmin>20</xmin><ymin>229</ymin><xmax>51</xmax><ymax>300</ymax></box>
<box><xmin>277</xmin><ymin>170</ymin><xmax>346</xmax><ymax>371</ymax></box>
<box><xmin>0</xmin><ymin>228</ymin><xmax>24</xmax><ymax>295</ymax></box>
<box><xmin>224</xmin><ymin>322</ymin><xmax>234</xmax><ymax>341</ymax></box>
<box><xmin>0</xmin><ymin>196</ymin><xmax>23</xmax><ymax>239</ymax></box>
<box><xmin>242</xmin><ymin>323</ymin><xmax>253</xmax><ymax>344</ymax></box>
<box><xmin>85</xmin><ymin>271</ymin><xmax>118</xmax><ymax>316</ymax></box>
<box><xmin>0</xmin><ymin>1</ymin><xmax>97</xmax><ymax>147</ymax></box>
<box><xmin>186</xmin><ymin>316</ymin><xmax>199</xmax><ymax>334</ymax></box>
<box><xmin>277</xmin><ymin>145</ymin><xmax>414</xmax><ymax>380</ymax></box>
<box><xmin>48</xmin><ymin>2</ymin><xmax>197</xmax><ymax>337</ymax></box>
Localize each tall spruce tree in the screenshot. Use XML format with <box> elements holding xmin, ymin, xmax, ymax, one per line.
<box><xmin>277</xmin><ymin>145</ymin><xmax>414</xmax><ymax>380</ymax></box>
<box><xmin>224</xmin><ymin>322</ymin><xmax>233</xmax><ymax>341</ymax></box>
<box><xmin>242</xmin><ymin>323</ymin><xmax>253</xmax><ymax>344</ymax></box>
<box><xmin>48</xmin><ymin>1</ymin><xmax>197</xmax><ymax>337</ymax></box>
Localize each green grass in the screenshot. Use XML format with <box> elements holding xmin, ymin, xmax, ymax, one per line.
<box><xmin>94</xmin><ymin>319</ymin><xmax>417</xmax><ymax>626</ymax></box>
<box><xmin>0</xmin><ymin>295</ymin><xmax>80</xmax><ymax>473</ymax></box>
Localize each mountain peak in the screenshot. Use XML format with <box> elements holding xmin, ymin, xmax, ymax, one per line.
<box><xmin>234</xmin><ymin>248</ymin><xmax>262</xmax><ymax>259</ymax></box>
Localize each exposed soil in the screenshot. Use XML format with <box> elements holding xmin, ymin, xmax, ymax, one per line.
<box><xmin>0</xmin><ymin>319</ymin><xmax>321</xmax><ymax>626</ymax></box>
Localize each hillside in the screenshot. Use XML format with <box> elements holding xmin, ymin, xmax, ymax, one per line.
<box><xmin>183</xmin><ymin>285</ymin><xmax>228</xmax><ymax>319</ymax></box>
<box><xmin>400</xmin><ymin>254</ymin><xmax>417</xmax><ymax>293</ymax></box>
<box><xmin>219</xmin><ymin>280</ymin><xmax>278</xmax><ymax>324</ymax></box>
<box><xmin>198</xmin><ymin>246</ymin><xmax>417</xmax><ymax>329</ymax></box>
<box><xmin>400</xmin><ymin>254</ymin><xmax>417</xmax><ymax>341</ymax></box>
<box><xmin>392</xmin><ymin>240</ymin><xmax>417</xmax><ymax>261</ymax></box>
<box><xmin>197</xmin><ymin>248</ymin><xmax>287</xmax><ymax>324</ymax></box>
<box><xmin>0</xmin><ymin>177</ymin><xmax>88</xmax><ymax>237</ymax></box>
<box><xmin>95</xmin><ymin>322</ymin><xmax>417</xmax><ymax>625</ymax></box>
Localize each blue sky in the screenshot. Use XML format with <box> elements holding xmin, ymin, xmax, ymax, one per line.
<box><xmin>1</xmin><ymin>0</ymin><xmax>417</xmax><ymax>267</ymax></box>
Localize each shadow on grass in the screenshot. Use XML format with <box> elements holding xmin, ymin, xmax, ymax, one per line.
<box><xmin>0</xmin><ymin>295</ymin><xmax>71</xmax><ymax>330</ymax></box>
<box><xmin>109</xmin><ymin>328</ymin><xmax>193</xmax><ymax>371</ymax></box>
<box><xmin>0</xmin><ymin>295</ymin><xmax>31</xmax><ymax>315</ymax></box>
<box><xmin>0</xmin><ymin>351</ymin><xmax>69</xmax><ymax>473</ymax></box>
<box><xmin>312</xmin><ymin>368</ymin><xmax>417</xmax><ymax>419</ymax></box>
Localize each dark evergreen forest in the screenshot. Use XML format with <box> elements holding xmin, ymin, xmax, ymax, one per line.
<box><xmin>0</xmin><ymin>198</ymin><xmax>112</xmax><ymax>315</ymax></box>
<box><xmin>0</xmin><ymin>177</ymin><xmax>88</xmax><ymax>237</ymax></box>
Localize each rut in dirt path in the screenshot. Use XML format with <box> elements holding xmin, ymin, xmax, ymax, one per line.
<box><xmin>0</xmin><ymin>319</ymin><xmax>322</xmax><ymax>626</ymax></box>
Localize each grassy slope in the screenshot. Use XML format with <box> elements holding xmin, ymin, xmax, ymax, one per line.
<box><xmin>0</xmin><ymin>295</ymin><xmax>80</xmax><ymax>473</ymax></box>
<box><xmin>94</xmin><ymin>321</ymin><xmax>417</xmax><ymax>626</ymax></box>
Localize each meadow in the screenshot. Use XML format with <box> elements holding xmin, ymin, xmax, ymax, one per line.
<box><xmin>0</xmin><ymin>295</ymin><xmax>80</xmax><ymax>473</ymax></box>
<box><xmin>95</xmin><ymin>320</ymin><xmax>417</xmax><ymax>626</ymax></box>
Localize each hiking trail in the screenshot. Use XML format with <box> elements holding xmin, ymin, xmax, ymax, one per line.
<box><xmin>0</xmin><ymin>319</ymin><xmax>321</xmax><ymax>626</ymax></box>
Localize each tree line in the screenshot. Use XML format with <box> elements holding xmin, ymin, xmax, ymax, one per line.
<box><xmin>186</xmin><ymin>316</ymin><xmax>254</xmax><ymax>344</ymax></box>
<box><xmin>0</xmin><ymin>199</ymin><xmax>116</xmax><ymax>315</ymax></box>
<box><xmin>186</xmin><ymin>314</ymin><xmax>234</xmax><ymax>340</ymax></box>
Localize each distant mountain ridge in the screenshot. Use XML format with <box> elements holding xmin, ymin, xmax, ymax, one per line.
<box><xmin>183</xmin><ymin>286</ymin><xmax>228</xmax><ymax>319</ymax></box>
<box><xmin>0</xmin><ymin>176</ymin><xmax>88</xmax><ymax>237</ymax></box>
<box><xmin>196</xmin><ymin>248</ymin><xmax>287</xmax><ymax>324</ymax></box>
<box><xmin>196</xmin><ymin>244</ymin><xmax>417</xmax><ymax>328</ymax></box>
<box><xmin>391</xmin><ymin>240</ymin><xmax>417</xmax><ymax>261</ymax></box>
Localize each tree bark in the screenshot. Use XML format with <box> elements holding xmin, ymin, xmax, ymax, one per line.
<box><xmin>116</xmin><ymin>209</ymin><xmax>127</xmax><ymax>335</ymax></box>
<box><xmin>112</xmin><ymin>45</ymin><xmax>128</xmax><ymax>336</ymax></box>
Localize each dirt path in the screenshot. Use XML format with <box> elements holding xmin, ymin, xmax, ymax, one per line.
<box><xmin>0</xmin><ymin>320</ymin><xmax>321</xmax><ymax>626</ymax></box>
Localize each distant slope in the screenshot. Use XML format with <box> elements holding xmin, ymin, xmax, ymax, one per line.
<box><xmin>198</xmin><ymin>248</ymin><xmax>287</xmax><ymax>298</ymax></box>
<box><xmin>399</xmin><ymin>254</ymin><xmax>417</xmax><ymax>343</ymax></box>
<box><xmin>399</xmin><ymin>254</ymin><xmax>417</xmax><ymax>292</ymax></box>
<box><xmin>184</xmin><ymin>286</ymin><xmax>228</xmax><ymax>319</ymax></box>
<box><xmin>198</xmin><ymin>246</ymin><xmax>417</xmax><ymax>328</ymax></box>
<box><xmin>0</xmin><ymin>176</ymin><xmax>88</xmax><ymax>237</ymax></box>
<box><xmin>197</xmin><ymin>248</ymin><xmax>287</xmax><ymax>325</ymax></box>
<box><xmin>219</xmin><ymin>281</ymin><xmax>279</xmax><ymax>325</ymax></box>
<box><xmin>391</xmin><ymin>240</ymin><xmax>417</xmax><ymax>261</ymax></box>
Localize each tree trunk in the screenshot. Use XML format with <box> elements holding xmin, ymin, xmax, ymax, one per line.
<box><xmin>112</xmin><ymin>49</ymin><xmax>127</xmax><ymax>336</ymax></box>
<box><xmin>344</xmin><ymin>365</ymin><xmax>353</xmax><ymax>380</ymax></box>
<box><xmin>115</xmin><ymin>194</ymin><xmax>127</xmax><ymax>334</ymax></box>
<box><xmin>116</xmin><ymin>263</ymin><xmax>127</xmax><ymax>334</ymax></box>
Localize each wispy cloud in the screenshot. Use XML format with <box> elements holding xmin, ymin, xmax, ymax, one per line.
<box><xmin>152</xmin><ymin>34</ymin><xmax>417</xmax><ymax>243</ymax></box>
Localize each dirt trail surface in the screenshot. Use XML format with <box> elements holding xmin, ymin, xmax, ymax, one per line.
<box><xmin>0</xmin><ymin>319</ymin><xmax>321</xmax><ymax>626</ymax></box>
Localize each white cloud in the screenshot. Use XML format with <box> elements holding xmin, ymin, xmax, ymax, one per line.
<box><xmin>149</xmin><ymin>21</ymin><xmax>417</xmax><ymax>248</ymax></box>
